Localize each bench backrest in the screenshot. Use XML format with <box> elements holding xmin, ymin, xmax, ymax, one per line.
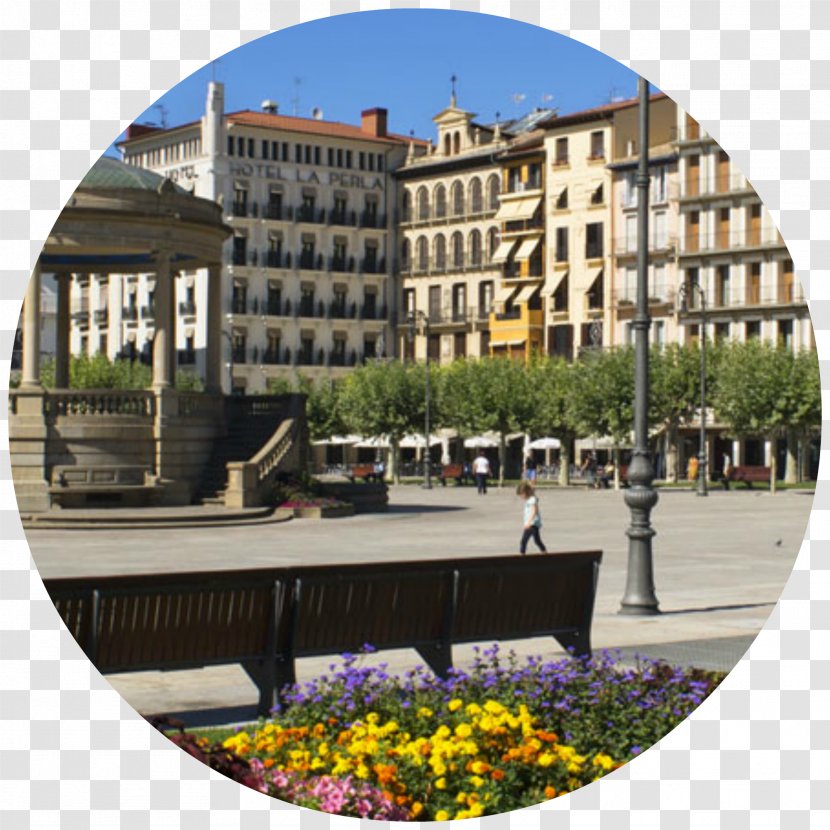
<box><xmin>442</xmin><ymin>464</ymin><xmax>464</xmax><ymax>476</ymax></box>
<box><xmin>44</xmin><ymin>552</ymin><xmax>602</xmax><ymax>672</ymax></box>
<box><xmin>351</xmin><ymin>464</ymin><xmax>376</xmax><ymax>476</ymax></box>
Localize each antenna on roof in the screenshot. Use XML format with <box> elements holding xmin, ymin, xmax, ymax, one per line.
<box><xmin>292</xmin><ymin>77</ymin><xmax>303</xmax><ymax>117</ymax></box>
<box><xmin>311</xmin><ymin>107</ymin><xmax>324</xmax><ymax>120</ymax></box>
<box><xmin>450</xmin><ymin>73</ymin><xmax>458</xmax><ymax>107</ymax></box>
<box><xmin>154</xmin><ymin>104</ymin><xmax>168</xmax><ymax>129</ymax></box>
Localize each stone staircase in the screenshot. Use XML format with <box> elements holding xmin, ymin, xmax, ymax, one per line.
<box><xmin>194</xmin><ymin>395</ymin><xmax>304</xmax><ymax>505</ymax></box>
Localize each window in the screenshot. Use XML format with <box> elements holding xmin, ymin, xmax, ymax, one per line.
<box><xmin>232</xmin><ymin>235</ymin><xmax>247</xmax><ymax>267</ymax></box>
<box><xmin>368</xmin><ymin>154</ymin><xmax>375</xmax><ymax>171</ymax></box>
<box><xmin>363</xmin><ymin>240</ymin><xmax>378</xmax><ymax>273</ymax></box>
<box><xmin>300</xmin><ymin>335</ymin><xmax>314</xmax><ymax>364</ymax></box>
<box><xmin>232</xmin><ymin>183</ymin><xmax>248</xmax><ymax>217</ymax></box>
<box><xmin>622</xmin><ymin>171</ymin><xmax>637</xmax><ymax>207</ymax></box>
<box><xmin>314</xmin><ymin>146</ymin><xmax>321</xmax><ymax>165</ymax></box>
<box><xmin>271</xmin><ymin>141</ymin><xmax>278</xmax><ymax>161</ymax></box>
<box><xmin>266</xmin><ymin>282</ymin><xmax>281</xmax><ymax>315</ymax></box>
<box><xmin>434</xmin><ymin>235</ymin><xmax>446</xmax><ymax>270</ymax></box>
<box><xmin>247</xmin><ymin>138</ymin><xmax>254</xmax><ymax>158</ymax></box>
<box><xmin>716</xmin><ymin>264</ymin><xmax>731</xmax><ymax>306</ymax></box>
<box><xmin>487</xmin><ymin>228</ymin><xmax>499</xmax><ymax>260</ymax></box>
<box><xmin>651</xmin><ymin>165</ymin><xmax>668</xmax><ymax>202</ymax></box>
<box><xmin>555</xmin><ymin>187</ymin><xmax>568</xmax><ymax>210</ymax></box>
<box><xmin>428</xmin><ymin>286</ymin><xmax>441</xmax><ymax>321</ymax></box>
<box><xmin>266</xmin><ymin>332</ymin><xmax>281</xmax><ymax>363</ymax></box>
<box><xmin>487</xmin><ymin>175</ymin><xmax>500</xmax><ymax>210</ymax></box>
<box><xmin>333</xmin><ymin>238</ymin><xmax>348</xmax><ymax>271</ymax></box>
<box><xmin>478</xmin><ymin>281</ymin><xmax>494</xmax><ymax>317</ymax></box>
<box><xmin>585</xmin><ymin>222</ymin><xmax>604</xmax><ymax>259</ymax></box>
<box><xmin>451</xmin><ymin>232</ymin><xmax>464</xmax><ymax>268</ymax></box>
<box><xmin>745</xmin><ymin>320</ymin><xmax>761</xmax><ymax>340</ymax></box>
<box><xmin>377</xmin><ymin>154</ymin><xmax>384</xmax><ymax>172</ymax></box>
<box><xmin>622</xmin><ymin>267</ymin><xmax>636</xmax><ymax>303</ymax></box>
<box><xmin>401</xmin><ymin>238</ymin><xmax>410</xmax><ymax>269</ymax></box>
<box><xmin>262</xmin><ymin>140</ymin><xmax>269</xmax><ymax>159</ymax></box>
<box><xmin>403</xmin><ymin>288</ymin><xmax>416</xmax><ymax>315</ymax></box>
<box><xmin>231</xmin><ymin>280</ymin><xmax>247</xmax><ymax>314</ymax></box>
<box><xmin>651</xmin><ymin>264</ymin><xmax>666</xmax><ymax>300</ymax></box>
<box><xmin>300</xmin><ymin>286</ymin><xmax>315</xmax><ymax>317</ymax></box>
<box><xmin>469</xmin><ymin>178</ymin><xmax>483</xmax><ymax>213</ymax></box>
<box><xmin>589</xmin><ymin>131</ymin><xmax>604</xmax><ymax>159</ymax></box>
<box><xmin>266</xmin><ymin>188</ymin><xmax>283</xmax><ymax>220</ymax></box>
<box><xmin>653</xmin><ymin>211</ymin><xmax>667</xmax><ymax>248</ymax></box>
<box><xmin>625</xmin><ymin>215</ymin><xmax>637</xmax><ymax>253</ymax></box>
<box><xmin>346</xmin><ymin>150</ymin><xmax>352</xmax><ymax>168</ymax></box>
<box><xmin>227</xmin><ymin>136</ymin><xmax>234</xmax><ymax>156</ymax></box>
<box><xmin>416</xmin><ymin>236</ymin><xmax>428</xmax><ymax>271</ymax></box>
<box><xmin>555</xmin><ymin>137</ymin><xmax>568</xmax><ymax>165</ymax></box>
<box><xmin>328</xmin><ymin>147</ymin><xmax>334</xmax><ymax>166</ymax></box>
<box><xmin>747</xmin><ymin>262</ymin><xmax>762</xmax><ymax>304</ymax></box>
<box><xmin>468</xmin><ymin>229</ymin><xmax>482</xmax><ymax>266</ymax></box>
<box><xmin>300</xmin><ymin>237</ymin><xmax>316</xmax><ymax>270</ymax></box>
<box><xmin>266</xmin><ymin>234</ymin><xmax>282</xmax><ymax>268</ymax></box>
<box><xmin>451</xmin><ymin>181</ymin><xmax>464</xmax><ymax>215</ymax></box>
<box><xmin>232</xmin><ymin>331</ymin><xmax>246</xmax><ymax>363</ymax></box>
<box><xmin>282</xmin><ymin>142</ymin><xmax>289</xmax><ymax>161</ymax></box>
<box><xmin>417</xmin><ymin>187</ymin><xmax>429</xmax><ymax>220</ymax></box>
<box><xmin>652</xmin><ymin>320</ymin><xmax>666</xmax><ymax>348</ymax></box>
<box><xmin>359</xmin><ymin>152</ymin><xmax>365</xmax><ymax>170</ymax></box>
<box><xmin>237</xmin><ymin>136</ymin><xmax>244</xmax><ymax>157</ymax></box>
<box><xmin>295</xmin><ymin>144</ymin><xmax>302</xmax><ymax>163</ymax></box>
<box><xmin>555</xmin><ymin>227</ymin><xmax>568</xmax><ymax>262</ymax></box>
<box><xmin>590</xmin><ymin>183</ymin><xmax>604</xmax><ymax>205</ymax></box>
<box><xmin>434</xmin><ymin>184</ymin><xmax>447</xmax><ymax>218</ymax></box>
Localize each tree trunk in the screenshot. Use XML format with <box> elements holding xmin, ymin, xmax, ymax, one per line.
<box><xmin>769</xmin><ymin>440</ymin><xmax>777</xmax><ymax>495</ymax></box>
<box><xmin>559</xmin><ymin>440</ymin><xmax>571</xmax><ymax>487</ymax></box>
<box><xmin>785</xmin><ymin>428</ymin><xmax>798</xmax><ymax>484</ymax></box>
<box><xmin>498</xmin><ymin>432</ymin><xmax>507</xmax><ymax>488</ymax></box>
<box><xmin>613</xmin><ymin>446</ymin><xmax>621</xmax><ymax>491</ymax></box>
<box><xmin>390</xmin><ymin>441</ymin><xmax>400</xmax><ymax>484</ymax></box>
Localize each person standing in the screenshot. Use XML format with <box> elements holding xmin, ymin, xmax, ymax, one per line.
<box><xmin>517</xmin><ymin>481</ymin><xmax>547</xmax><ymax>554</ymax></box>
<box><xmin>524</xmin><ymin>454</ymin><xmax>538</xmax><ymax>484</ymax></box>
<box><xmin>472</xmin><ymin>450</ymin><xmax>492</xmax><ymax>495</ymax></box>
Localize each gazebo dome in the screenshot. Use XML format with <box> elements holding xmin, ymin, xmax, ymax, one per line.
<box><xmin>79</xmin><ymin>155</ymin><xmax>188</xmax><ymax>194</ymax></box>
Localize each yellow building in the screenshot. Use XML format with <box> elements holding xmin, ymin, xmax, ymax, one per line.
<box><xmin>488</xmin><ymin>131</ymin><xmax>546</xmax><ymax>361</ymax></box>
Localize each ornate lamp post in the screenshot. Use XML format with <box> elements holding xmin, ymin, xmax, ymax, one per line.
<box><xmin>407</xmin><ymin>309</ymin><xmax>432</xmax><ymax>489</ymax></box>
<box><xmin>620</xmin><ymin>77</ymin><xmax>661</xmax><ymax>616</ymax></box>
<box><xmin>678</xmin><ymin>279</ymin><xmax>709</xmax><ymax>496</ymax></box>
<box><xmin>220</xmin><ymin>323</ymin><xmax>234</xmax><ymax>395</ymax></box>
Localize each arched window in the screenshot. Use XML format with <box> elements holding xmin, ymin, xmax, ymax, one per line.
<box><xmin>402</xmin><ymin>190</ymin><xmax>411</xmax><ymax>222</ymax></box>
<box><xmin>434</xmin><ymin>184</ymin><xmax>447</xmax><ymax>219</ymax></box>
<box><xmin>433</xmin><ymin>235</ymin><xmax>447</xmax><ymax>270</ymax></box>
<box><xmin>469</xmin><ymin>178</ymin><xmax>483</xmax><ymax>213</ymax></box>
<box><xmin>451</xmin><ymin>232</ymin><xmax>464</xmax><ymax>268</ymax></box>
<box><xmin>468</xmin><ymin>229</ymin><xmax>482</xmax><ymax>266</ymax></box>
<box><xmin>451</xmin><ymin>180</ymin><xmax>465</xmax><ymax>216</ymax></box>
<box><xmin>487</xmin><ymin>227</ymin><xmax>499</xmax><ymax>261</ymax></box>
<box><xmin>401</xmin><ymin>238</ymin><xmax>410</xmax><ymax>268</ymax></box>
<box><xmin>417</xmin><ymin>236</ymin><xmax>429</xmax><ymax>271</ymax></box>
<box><xmin>487</xmin><ymin>174</ymin><xmax>500</xmax><ymax>210</ymax></box>
<box><xmin>417</xmin><ymin>186</ymin><xmax>429</xmax><ymax>221</ymax></box>
<box><xmin>444</xmin><ymin>133</ymin><xmax>451</xmax><ymax>156</ymax></box>
<box><xmin>453</xmin><ymin>132</ymin><xmax>461</xmax><ymax>155</ymax></box>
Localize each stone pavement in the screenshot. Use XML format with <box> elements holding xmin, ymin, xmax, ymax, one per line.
<box><xmin>25</xmin><ymin>483</ymin><xmax>813</xmax><ymax>726</ymax></box>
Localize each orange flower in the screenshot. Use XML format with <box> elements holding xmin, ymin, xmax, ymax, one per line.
<box><xmin>263</xmin><ymin>759</ymin><xmax>276</xmax><ymax>769</ymax></box>
<box><xmin>491</xmin><ymin>769</ymin><xmax>505</xmax><ymax>781</ymax></box>
<box><xmin>536</xmin><ymin>730</ymin><xmax>559</xmax><ymax>743</ymax></box>
<box><xmin>544</xmin><ymin>786</ymin><xmax>557</xmax><ymax>799</ymax></box>
<box><xmin>373</xmin><ymin>763</ymin><xmax>397</xmax><ymax>786</ymax></box>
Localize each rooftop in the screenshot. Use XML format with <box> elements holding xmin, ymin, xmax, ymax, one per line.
<box><xmin>80</xmin><ymin>156</ymin><xmax>187</xmax><ymax>194</ymax></box>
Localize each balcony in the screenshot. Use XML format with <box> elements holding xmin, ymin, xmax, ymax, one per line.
<box><xmin>178</xmin><ymin>301</ymin><xmax>196</xmax><ymax>317</ymax></box>
<box><xmin>231</xmin><ymin>299</ymin><xmax>247</xmax><ymax>315</ymax></box>
<box><xmin>402</xmin><ymin>201</ymin><xmax>498</xmax><ymax>228</ymax></box>
<box><xmin>360</xmin><ymin>257</ymin><xmax>386</xmax><ymax>275</ymax></box>
<box><xmin>177</xmin><ymin>350</ymin><xmax>197</xmax><ymax>366</ymax></box>
<box><xmin>299</xmin><ymin>253</ymin><xmax>323</xmax><ymax>271</ymax></box>
<box><xmin>679</xmin><ymin>174</ymin><xmax>754</xmax><ymax>200</ymax></box>
<box><xmin>122</xmin><ymin>307</ymin><xmax>138</xmax><ymax>322</ymax></box>
<box><xmin>359</xmin><ymin>212</ymin><xmax>385</xmax><ymax>229</ymax></box>
<box><xmin>231</xmin><ymin>347</ymin><xmax>248</xmax><ymax>364</ymax></box>
<box><xmin>296</xmin><ymin>206</ymin><xmax>325</xmax><ymax>224</ymax></box>
<box><xmin>265</xmin><ymin>251</ymin><xmax>285</xmax><ymax>269</ymax></box>
<box><xmin>612</xmin><ymin>290</ymin><xmax>676</xmax><ymax>319</ymax></box>
<box><xmin>93</xmin><ymin>309</ymin><xmax>109</xmax><ymax>326</ymax></box>
<box><xmin>263</xmin><ymin>203</ymin><xmax>283</xmax><ymax>221</ymax></box>
<box><xmin>329</xmin><ymin>209</ymin><xmax>357</xmax><ymax>227</ymax></box>
<box><xmin>329</xmin><ymin>256</ymin><xmax>354</xmax><ymax>274</ymax></box>
<box><xmin>230</xmin><ymin>251</ymin><xmax>248</xmax><ymax>267</ymax></box>
<box><xmin>680</xmin><ymin>229</ymin><xmax>786</xmax><ymax>256</ymax></box>
<box><xmin>360</xmin><ymin>304</ymin><xmax>387</xmax><ymax>321</ymax></box>
<box><xmin>613</xmin><ymin>236</ymin><xmax>678</xmax><ymax>257</ymax></box>
<box><xmin>140</xmin><ymin>305</ymin><xmax>154</xmax><ymax>320</ymax></box>
<box><xmin>231</xmin><ymin>202</ymin><xmax>249</xmax><ymax>218</ymax></box>
<box><xmin>504</xmin><ymin>177</ymin><xmax>542</xmax><ymax>194</ymax></box>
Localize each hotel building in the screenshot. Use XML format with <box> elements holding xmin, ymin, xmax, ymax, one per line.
<box><xmin>98</xmin><ymin>82</ymin><xmax>420</xmax><ymax>393</ymax></box>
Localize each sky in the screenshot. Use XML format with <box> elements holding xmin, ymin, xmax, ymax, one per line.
<box><xmin>117</xmin><ymin>10</ymin><xmax>648</xmax><ymax>151</ymax></box>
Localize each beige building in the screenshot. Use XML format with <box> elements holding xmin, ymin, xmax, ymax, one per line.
<box><xmin>395</xmin><ymin>95</ymin><xmax>554</xmax><ymax>363</ymax></box>
<box><xmin>114</xmin><ymin>82</ymin><xmax>421</xmax><ymax>393</ymax></box>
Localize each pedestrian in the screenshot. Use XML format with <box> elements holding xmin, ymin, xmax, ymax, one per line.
<box><xmin>722</xmin><ymin>453</ymin><xmax>732</xmax><ymax>491</ymax></box>
<box><xmin>516</xmin><ymin>481</ymin><xmax>547</xmax><ymax>554</ymax></box>
<box><xmin>472</xmin><ymin>450</ymin><xmax>491</xmax><ymax>495</ymax></box>
<box><xmin>687</xmin><ymin>455</ymin><xmax>699</xmax><ymax>485</ymax></box>
<box><xmin>524</xmin><ymin>454</ymin><xmax>538</xmax><ymax>484</ymax></box>
<box><xmin>581</xmin><ymin>452</ymin><xmax>597</xmax><ymax>488</ymax></box>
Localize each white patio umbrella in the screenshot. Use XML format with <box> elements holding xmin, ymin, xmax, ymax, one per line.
<box><xmin>527</xmin><ymin>437</ymin><xmax>562</xmax><ymax>450</ymax></box>
<box><xmin>311</xmin><ymin>434</ymin><xmax>362</xmax><ymax>446</ymax></box>
<box><xmin>399</xmin><ymin>434</ymin><xmax>442</xmax><ymax>449</ymax></box>
<box><xmin>354</xmin><ymin>436</ymin><xmax>391</xmax><ymax>449</ymax></box>
<box><xmin>464</xmin><ymin>435</ymin><xmax>499</xmax><ymax>449</ymax></box>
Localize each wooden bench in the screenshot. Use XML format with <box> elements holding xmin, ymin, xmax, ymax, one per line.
<box><xmin>728</xmin><ymin>465</ymin><xmax>771</xmax><ymax>488</ymax></box>
<box><xmin>49</xmin><ymin>465</ymin><xmax>161</xmax><ymax>508</ymax></box>
<box><xmin>43</xmin><ymin>551</ymin><xmax>602</xmax><ymax>716</ymax></box>
<box><xmin>346</xmin><ymin>463</ymin><xmax>383</xmax><ymax>483</ymax></box>
<box><xmin>439</xmin><ymin>463</ymin><xmax>468</xmax><ymax>486</ymax></box>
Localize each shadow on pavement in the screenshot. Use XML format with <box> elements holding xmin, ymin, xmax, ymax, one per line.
<box><xmin>658</xmin><ymin>601</ymin><xmax>775</xmax><ymax>616</ymax></box>
<box><xmin>147</xmin><ymin>704</ymin><xmax>260</xmax><ymax>730</ymax></box>
<box><xmin>385</xmin><ymin>505</ymin><xmax>469</xmax><ymax>514</ymax></box>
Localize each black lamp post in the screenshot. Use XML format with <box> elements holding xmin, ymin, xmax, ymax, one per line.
<box><xmin>220</xmin><ymin>327</ymin><xmax>234</xmax><ymax>395</ymax></box>
<box><xmin>620</xmin><ymin>77</ymin><xmax>660</xmax><ymax>616</ymax></box>
<box><xmin>407</xmin><ymin>309</ymin><xmax>432</xmax><ymax>489</ymax></box>
<box><xmin>678</xmin><ymin>280</ymin><xmax>709</xmax><ymax>496</ymax></box>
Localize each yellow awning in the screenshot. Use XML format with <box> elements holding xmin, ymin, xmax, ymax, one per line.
<box><xmin>494</xmin><ymin>196</ymin><xmax>542</xmax><ymax>221</ymax></box>
<box><xmin>490</xmin><ymin>239</ymin><xmax>517</xmax><ymax>264</ymax></box>
<box><xmin>513</xmin><ymin>283</ymin><xmax>541</xmax><ymax>305</ymax></box>
<box><xmin>513</xmin><ymin>236</ymin><xmax>542</xmax><ymax>262</ymax></box>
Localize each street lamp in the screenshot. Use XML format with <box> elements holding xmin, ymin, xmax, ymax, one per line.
<box><xmin>407</xmin><ymin>309</ymin><xmax>432</xmax><ymax>490</ymax></box>
<box><xmin>678</xmin><ymin>279</ymin><xmax>709</xmax><ymax>497</ymax></box>
<box><xmin>220</xmin><ymin>326</ymin><xmax>234</xmax><ymax>396</ymax></box>
<box><xmin>620</xmin><ymin>77</ymin><xmax>660</xmax><ymax>616</ymax></box>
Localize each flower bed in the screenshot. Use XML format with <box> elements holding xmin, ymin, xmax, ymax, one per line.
<box><xmin>200</xmin><ymin>646</ymin><xmax>722</xmax><ymax>819</ymax></box>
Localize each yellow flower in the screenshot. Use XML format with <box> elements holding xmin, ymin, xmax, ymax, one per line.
<box><xmin>435</xmin><ymin>725</ymin><xmax>451</xmax><ymax>739</ymax></box>
<box><xmin>484</xmin><ymin>700</ymin><xmax>505</xmax><ymax>715</ymax></box>
<box><xmin>411</xmin><ymin>802</ymin><xmax>424</xmax><ymax>818</ymax></box>
<box><xmin>417</xmin><ymin>707</ymin><xmax>433</xmax><ymax>718</ymax></box>
<box><xmin>538</xmin><ymin>752</ymin><xmax>554</xmax><ymax>768</ymax></box>
<box><xmin>470</xmin><ymin>761</ymin><xmax>490</xmax><ymax>775</ymax></box>
<box><xmin>318</xmin><ymin>743</ymin><xmax>329</xmax><ymax>757</ymax></box>
<box><xmin>469</xmin><ymin>775</ymin><xmax>485</xmax><ymax>789</ymax></box>
<box><xmin>593</xmin><ymin>753</ymin><xmax>615</xmax><ymax>771</ymax></box>
<box><xmin>456</xmin><ymin>791</ymin><xmax>468</xmax><ymax>804</ymax></box>
<box><xmin>435</xmin><ymin>777</ymin><xmax>447</xmax><ymax>790</ymax></box>
<box><xmin>465</xmin><ymin>703</ymin><xmax>482</xmax><ymax>717</ymax></box>
<box><xmin>455</xmin><ymin>723</ymin><xmax>473</xmax><ymax>739</ymax></box>
<box><xmin>468</xmin><ymin>802</ymin><xmax>484</xmax><ymax>818</ymax></box>
<box><xmin>431</xmin><ymin>760</ymin><xmax>447</xmax><ymax>777</ymax></box>
<box><xmin>448</xmin><ymin>699</ymin><xmax>463</xmax><ymax>712</ymax></box>
<box><xmin>435</xmin><ymin>810</ymin><xmax>450</xmax><ymax>822</ymax></box>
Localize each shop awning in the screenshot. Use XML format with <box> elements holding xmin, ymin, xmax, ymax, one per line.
<box><xmin>494</xmin><ymin>196</ymin><xmax>542</xmax><ymax>221</ymax></box>
<box><xmin>490</xmin><ymin>239</ymin><xmax>517</xmax><ymax>264</ymax></box>
<box><xmin>513</xmin><ymin>283</ymin><xmax>542</xmax><ymax>305</ymax></box>
<box><xmin>513</xmin><ymin>235</ymin><xmax>542</xmax><ymax>262</ymax></box>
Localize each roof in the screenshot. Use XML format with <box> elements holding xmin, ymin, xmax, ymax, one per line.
<box><xmin>226</xmin><ymin>110</ymin><xmax>429</xmax><ymax>147</ymax></box>
<box><xmin>79</xmin><ymin>156</ymin><xmax>187</xmax><ymax>194</ymax></box>
<box><xmin>539</xmin><ymin>92</ymin><xmax>669</xmax><ymax>130</ymax></box>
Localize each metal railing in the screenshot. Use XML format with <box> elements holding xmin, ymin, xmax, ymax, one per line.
<box><xmin>681</xmin><ymin>229</ymin><xmax>786</xmax><ymax>254</ymax></box>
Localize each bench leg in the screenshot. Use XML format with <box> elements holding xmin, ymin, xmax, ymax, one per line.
<box><xmin>242</xmin><ymin>658</ymin><xmax>297</xmax><ymax>716</ymax></box>
<box><xmin>553</xmin><ymin>631</ymin><xmax>591</xmax><ymax>659</ymax></box>
<box><xmin>415</xmin><ymin>643</ymin><xmax>453</xmax><ymax>679</ymax></box>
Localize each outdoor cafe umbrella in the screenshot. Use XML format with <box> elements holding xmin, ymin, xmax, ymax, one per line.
<box><xmin>463</xmin><ymin>435</ymin><xmax>499</xmax><ymax>449</ymax></box>
<box><xmin>527</xmin><ymin>437</ymin><xmax>562</xmax><ymax>450</ymax></box>
<box><xmin>354</xmin><ymin>436</ymin><xmax>391</xmax><ymax>449</ymax></box>
<box><xmin>399</xmin><ymin>434</ymin><xmax>442</xmax><ymax>449</ymax></box>
<box><xmin>311</xmin><ymin>434</ymin><xmax>362</xmax><ymax>446</ymax></box>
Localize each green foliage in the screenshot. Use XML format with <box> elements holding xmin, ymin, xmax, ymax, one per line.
<box><xmin>265</xmin><ymin>376</ymin><xmax>296</xmax><ymax>396</ymax></box>
<box><xmin>296</xmin><ymin>375</ymin><xmax>347</xmax><ymax>442</ymax></box>
<box><xmin>175</xmin><ymin>371</ymin><xmax>205</xmax><ymax>392</ymax></box>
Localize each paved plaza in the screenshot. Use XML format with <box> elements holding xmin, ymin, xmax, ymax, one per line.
<box><xmin>27</xmin><ymin>484</ymin><xmax>813</xmax><ymax>725</ymax></box>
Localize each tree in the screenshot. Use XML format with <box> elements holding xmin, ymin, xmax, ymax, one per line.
<box><xmin>570</xmin><ymin>347</ymin><xmax>636</xmax><ymax>488</ymax></box>
<box><xmin>296</xmin><ymin>375</ymin><xmax>347</xmax><ymax>443</ymax></box>
<box><xmin>338</xmin><ymin>361</ymin><xmax>425</xmax><ymax>483</ymax></box>
<box><xmin>780</xmin><ymin>347</ymin><xmax>821</xmax><ymax>482</ymax></box>
<box><xmin>438</xmin><ymin>357</ymin><xmax>533</xmax><ymax>486</ymax></box>
<box><xmin>712</xmin><ymin>340</ymin><xmax>815</xmax><ymax>493</ymax></box>
<box><xmin>526</xmin><ymin>356</ymin><xmax>580</xmax><ymax>486</ymax></box>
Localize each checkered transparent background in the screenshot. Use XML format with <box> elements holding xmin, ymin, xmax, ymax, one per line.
<box><xmin>1</xmin><ymin>1</ymin><xmax>828</xmax><ymax>826</ymax></box>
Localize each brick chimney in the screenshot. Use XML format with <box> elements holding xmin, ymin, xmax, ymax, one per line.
<box><xmin>361</xmin><ymin>108</ymin><xmax>388</xmax><ymax>138</ymax></box>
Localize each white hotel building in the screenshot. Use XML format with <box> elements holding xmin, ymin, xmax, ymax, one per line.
<box><xmin>86</xmin><ymin>82</ymin><xmax>419</xmax><ymax>393</ymax></box>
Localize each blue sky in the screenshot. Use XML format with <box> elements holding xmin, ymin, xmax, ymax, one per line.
<box><xmin>121</xmin><ymin>10</ymin><xmax>647</xmax><ymax>148</ymax></box>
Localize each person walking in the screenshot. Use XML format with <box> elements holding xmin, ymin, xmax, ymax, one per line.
<box><xmin>517</xmin><ymin>481</ymin><xmax>547</xmax><ymax>554</ymax></box>
<box><xmin>524</xmin><ymin>454</ymin><xmax>538</xmax><ymax>484</ymax></box>
<box><xmin>472</xmin><ymin>450</ymin><xmax>491</xmax><ymax>495</ymax></box>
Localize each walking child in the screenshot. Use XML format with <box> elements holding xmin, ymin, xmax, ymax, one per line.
<box><xmin>516</xmin><ymin>481</ymin><xmax>547</xmax><ymax>554</ymax></box>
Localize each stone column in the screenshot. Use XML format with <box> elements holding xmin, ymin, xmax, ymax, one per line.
<box><xmin>21</xmin><ymin>260</ymin><xmax>42</xmax><ymax>388</ymax></box>
<box><xmin>152</xmin><ymin>250</ymin><xmax>175</xmax><ymax>389</ymax></box>
<box><xmin>54</xmin><ymin>273</ymin><xmax>72</xmax><ymax>388</ymax></box>
<box><xmin>205</xmin><ymin>263</ymin><xmax>223</xmax><ymax>393</ymax></box>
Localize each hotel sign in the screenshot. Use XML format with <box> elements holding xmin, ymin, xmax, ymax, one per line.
<box><xmin>230</xmin><ymin>163</ymin><xmax>384</xmax><ymax>190</ymax></box>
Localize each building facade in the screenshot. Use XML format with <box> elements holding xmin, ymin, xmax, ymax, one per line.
<box><xmin>110</xmin><ymin>82</ymin><xmax>418</xmax><ymax>393</ymax></box>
